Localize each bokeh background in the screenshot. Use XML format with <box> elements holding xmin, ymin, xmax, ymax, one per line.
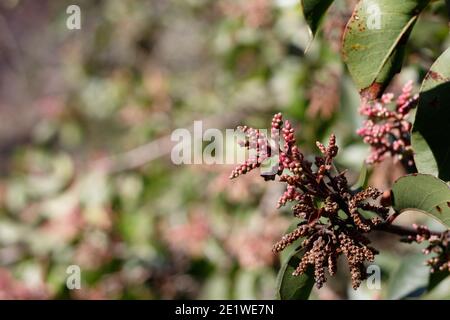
<box><xmin>0</xmin><ymin>0</ymin><xmax>449</xmax><ymax>299</ymax></box>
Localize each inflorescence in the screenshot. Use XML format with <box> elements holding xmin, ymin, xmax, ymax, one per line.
<box><xmin>405</xmin><ymin>224</ymin><xmax>450</xmax><ymax>273</ymax></box>
<box><xmin>357</xmin><ymin>81</ymin><xmax>418</xmax><ymax>168</ymax></box>
<box><xmin>230</xmin><ymin>113</ymin><xmax>390</xmax><ymax>289</ymax></box>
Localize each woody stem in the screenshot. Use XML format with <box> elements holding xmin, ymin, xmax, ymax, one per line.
<box><xmin>374</xmin><ymin>223</ymin><xmax>443</xmax><ymax>237</ymax></box>
<box><xmin>446</xmin><ymin>0</ymin><xmax>450</xmax><ymax>18</ymax></box>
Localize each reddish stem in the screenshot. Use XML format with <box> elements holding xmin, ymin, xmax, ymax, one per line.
<box><xmin>375</xmin><ymin>223</ymin><xmax>443</xmax><ymax>237</ymax></box>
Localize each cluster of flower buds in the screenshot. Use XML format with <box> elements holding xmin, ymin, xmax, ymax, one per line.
<box><xmin>357</xmin><ymin>81</ymin><xmax>418</xmax><ymax>167</ymax></box>
<box><xmin>405</xmin><ymin>224</ymin><xmax>450</xmax><ymax>273</ymax></box>
<box><xmin>231</xmin><ymin>113</ymin><xmax>390</xmax><ymax>289</ymax></box>
<box><xmin>229</xmin><ymin>125</ymin><xmax>271</xmax><ymax>179</ymax></box>
<box><xmin>273</xmin><ymin>222</ymin><xmax>378</xmax><ymax>289</ymax></box>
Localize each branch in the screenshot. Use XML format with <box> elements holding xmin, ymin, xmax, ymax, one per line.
<box><xmin>374</xmin><ymin>222</ymin><xmax>443</xmax><ymax>238</ymax></box>
<box><xmin>446</xmin><ymin>0</ymin><xmax>450</xmax><ymax>22</ymax></box>
<box><xmin>89</xmin><ymin>106</ymin><xmax>264</xmax><ymax>174</ymax></box>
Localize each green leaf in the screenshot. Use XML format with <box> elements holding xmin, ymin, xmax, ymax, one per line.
<box><xmin>260</xmin><ymin>155</ymin><xmax>279</xmax><ymax>177</ymax></box>
<box><xmin>423</xmin><ymin>276</ymin><xmax>450</xmax><ymax>299</ymax></box>
<box><xmin>342</xmin><ymin>0</ymin><xmax>430</xmax><ymax>98</ymax></box>
<box><xmin>387</xmin><ymin>254</ymin><xmax>429</xmax><ymax>299</ymax></box>
<box><xmin>412</xmin><ymin>47</ymin><xmax>450</xmax><ymax>181</ymax></box>
<box><xmin>391</xmin><ymin>174</ymin><xmax>450</xmax><ymax>228</ymax></box>
<box><xmin>279</xmin><ymin>223</ymin><xmax>304</xmax><ymax>264</ymax></box>
<box><xmin>428</xmin><ymin>270</ymin><xmax>450</xmax><ymax>292</ymax></box>
<box><xmin>301</xmin><ymin>0</ymin><xmax>334</xmax><ymax>37</ymax></box>
<box><xmin>276</xmin><ymin>249</ymin><xmax>315</xmax><ymax>300</ymax></box>
<box><xmin>351</xmin><ymin>163</ymin><xmax>370</xmax><ymax>192</ymax></box>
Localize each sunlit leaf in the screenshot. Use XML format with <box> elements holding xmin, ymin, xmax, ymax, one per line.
<box><xmin>391</xmin><ymin>174</ymin><xmax>450</xmax><ymax>228</ymax></box>
<box><xmin>342</xmin><ymin>0</ymin><xmax>430</xmax><ymax>98</ymax></box>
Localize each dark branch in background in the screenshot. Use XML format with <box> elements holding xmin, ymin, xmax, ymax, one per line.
<box><xmin>91</xmin><ymin>106</ymin><xmax>265</xmax><ymax>174</ymax></box>
<box><xmin>446</xmin><ymin>0</ymin><xmax>450</xmax><ymax>24</ymax></box>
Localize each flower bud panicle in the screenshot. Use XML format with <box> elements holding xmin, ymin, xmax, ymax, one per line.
<box><xmin>407</xmin><ymin>225</ymin><xmax>450</xmax><ymax>273</ymax></box>
<box><xmin>231</xmin><ymin>113</ymin><xmax>390</xmax><ymax>289</ymax></box>
<box><xmin>357</xmin><ymin>81</ymin><xmax>418</xmax><ymax>167</ymax></box>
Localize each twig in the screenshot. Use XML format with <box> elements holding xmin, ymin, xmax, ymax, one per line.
<box><xmin>446</xmin><ymin>0</ymin><xmax>450</xmax><ymax>24</ymax></box>
<box><xmin>90</xmin><ymin>106</ymin><xmax>263</xmax><ymax>174</ymax></box>
<box><xmin>375</xmin><ymin>222</ymin><xmax>443</xmax><ymax>238</ymax></box>
<box><xmin>385</xmin><ymin>210</ymin><xmax>401</xmax><ymax>225</ymax></box>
